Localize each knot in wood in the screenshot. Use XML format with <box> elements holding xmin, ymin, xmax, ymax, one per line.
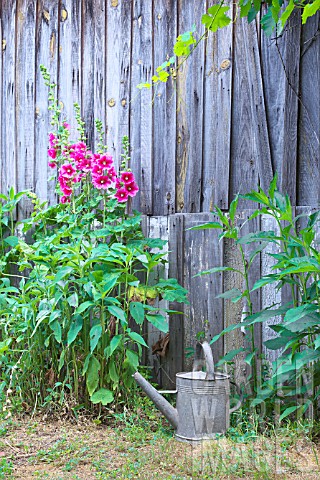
<box><xmin>108</xmin><ymin>98</ymin><xmax>116</xmax><ymax>107</ymax></box>
<box><xmin>43</xmin><ymin>10</ymin><xmax>50</xmax><ymax>23</ymax></box>
<box><xmin>2</xmin><ymin>40</ymin><xmax>6</xmax><ymax>51</ymax></box>
<box><xmin>220</xmin><ymin>59</ymin><xmax>231</xmax><ymax>71</ymax></box>
<box><xmin>121</xmin><ymin>98</ymin><xmax>126</xmax><ymax>107</ymax></box>
<box><xmin>111</xmin><ymin>0</ymin><xmax>119</xmax><ymax>6</ymax></box>
<box><xmin>61</xmin><ymin>9</ymin><xmax>68</xmax><ymax>22</ymax></box>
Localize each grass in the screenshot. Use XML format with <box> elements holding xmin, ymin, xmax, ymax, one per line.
<box><xmin>0</xmin><ymin>401</ymin><xmax>320</xmax><ymax>479</ymax></box>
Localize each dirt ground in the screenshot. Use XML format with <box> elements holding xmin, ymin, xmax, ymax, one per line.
<box><xmin>1</xmin><ymin>416</ymin><xmax>320</xmax><ymax>479</ymax></box>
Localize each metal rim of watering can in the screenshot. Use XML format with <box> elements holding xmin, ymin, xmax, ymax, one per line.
<box><xmin>229</xmin><ymin>381</ymin><xmax>243</xmax><ymax>413</ymax></box>
<box><xmin>192</xmin><ymin>341</ymin><xmax>215</xmax><ymax>380</ymax></box>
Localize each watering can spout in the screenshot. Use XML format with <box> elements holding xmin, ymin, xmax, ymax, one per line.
<box><xmin>133</xmin><ymin>372</ymin><xmax>179</xmax><ymax>430</ymax></box>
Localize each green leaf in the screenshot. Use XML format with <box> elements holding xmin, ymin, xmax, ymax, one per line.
<box><xmin>237</xmin><ymin>231</ymin><xmax>281</xmax><ymax>244</ymax></box>
<box><xmin>314</xmin><ymin>336</ymin><xmax>320</xmax><ymax>350</ymax></box>
<box><xmin>126</xmin><ymin>349</ymin><xmax>139</xmax><ymax>370</ymax></box>
<box><xmin>105</xmin><ymin>335</ymin><xmax>122</xmax><ymax>359</ymax></box>
<box><xmin>216</xmin><ymin>348</ymin><xmax>246</xmax><ymax>366</ymax></box>
<box><xmin>194</xmin><ymin>266</ymin><xmax>234</xmax><ymax>277</ymax></box>
<box><xmin>54</xmin><ymin>266</ymin><xmax>74</xmax><ymax>282</ymax></box>
<box><xmin>58</xmin><ymin>350</ymin><xmax>65</xmax><ymax>372</ymax></box>
<box><xmin>67</xmin><ymin>316</ymin><xmax>83</xmax><ymax>346</ymax></box>
<box><xmin>284</xmin><ymin>312</ymin><xmax>320</xmax><ymax>333</ymax></box>
<box><xmin>90</xmin><ymin>388</ymin><xmax>114</xmax><ymax>405</ymax></box>
<box><xmin>251</xmin><ymin>274</ymin><xmax>279</xmax><ymax>291</ymax></box>
<box><xmin>90</xmin><ymin>324</ymin><xmax>102</xmax><ymax>353</ymax></box>
<box><xmin>202</xmin><ymin>5</ymin><xmax>231</xmax><ymax>32</ymax></box>
<box><xmin>216</xmin><ymin>288</ymin><xmax>242</xmax><ymax>300</ymax></box>
<box><xmin>280</xmin><ymin>0</ymin><xmax>295</xmax><ymax>27</ymax></box>
<box><xmin>279</xmin><ymin>402</ymin><xmax>311</xmax><ymax>423</ymax></box>
<box><xmin>284</xmin><ymin>304</ymin><xmax>318</xmax><ymax>324</ymax></box>
<box><xmin>50</xmin><ymin>320</ymin><xmax>62</xmax><ymax>343</ymax></box>
<box><xmin>146</xmin><ymin>314</ymin><xmax>168</xmax><ymax>333</ymax></box>
<box><xmin>4</xmin><ymin>236</ymin><xmax>19</xmax><ymax>247</ymax></box>
<box><xmin>264</xmin><ymin>331</ymin><xmax>294</xmax><ymax>350</ymax></box>
<box><xmin>188</xmin><ymin>222</ymin><xmax>222</xmax><ymax>231</ymax></box>
<box><xmin>268</xmin><ymin>173</ymin><xmax>278</xmax><ymax>200</ymax></box>
<box><xmin>86</xmin><ymin>356</ymin><xmax>100</xmax><ymax>396</ymax></box>
<box><xmin>75</xmin><ymin>301</ymin><xmax>95</xmax><ymax>315</ymax></box>
<box><xmin>128</xmin><ymin>331</ymin><xmax>148</xmax><ymax>348</ymax></box>
<box><xmin>129</xmin><ymin>302</ymin><xmax>145</xmax><ymax>325</ymax></box>
<box><xmin>302</xmin><ymin>0</ymin><xmax>320</xmax><ymax>24</ymax></box>
<box><xmin>244</xmin><ymin>351</ymin><xmax>256</xmax><ymax>366</ymax></box>
<box><xmin>107</xmin><ymin>306</ymin><xmax>127</xmax><ymax>326</ymax></box>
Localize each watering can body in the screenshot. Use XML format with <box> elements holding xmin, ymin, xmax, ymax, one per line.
<box><xmin>133</xmin><ymin>341</ymin><xmax>242</xmax><ymax>442</ymax></box>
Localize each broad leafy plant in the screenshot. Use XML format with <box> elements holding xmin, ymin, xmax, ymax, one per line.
<box><xmin>0</xmin><ymin>67</ymin><xmax>188</xmax><ymax>414</ymax></box>
<box><xmin>191</xmin><ymin>175</ymin><xmax>320</xmax><ymax>421</ymax></box>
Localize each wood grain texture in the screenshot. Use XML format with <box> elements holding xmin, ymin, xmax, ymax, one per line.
<box><xmin>93</xmin><ymin>0</ymin><xmax>106</xmax><ymax>148</ymax></box>
<box><xmin>153</xmin><ymin>0</ymin><xmax>177</xmax><ymax>216</ymax></box>
<box><xmin>0</xmin><ymin>16</ymin><xmax>2</xmax><ymax>194</ymax></box>
<box><xmin>35</xmin><ymin>0</ymin><xmax>58</xmax><ymax>205</ymax></box>
<box><xmin>106</xmin><ymin>0</ymin><xmax>132</xmax><ymax>171</ymax></box>
<box><xmin>1</xmin><ymin>0</ymin><xmax>17</xmax><ymax>197</ymax></box>
<box><xmin>130</xmin><ymin>0</ymin><xmax>153</xmax><ymax>213</ymax></box>
<box><xmin>202</xmin><ymin>0</ymin><xmax>233</xmax><ymax>211</ymax></box>
<box><xmin>298</xmin><ymin>12</ymin><xmax>320</xmax><ymax>206</ymax></box>
<box><xmin>81</xmin><ymin>0</ymin><xmax>95</xmax><ymax>149</ymax></box>
<box><xmin>281</xmin><ymin>11</ymin><xmax>301</xmax><ymax>204</ymax></box>
<box><xmin>58</xmin><ymin>0</ymin><xmax>82</xmax><ymax>137</ymax></box>
<box><xmin>230</xmin><ymin>16</ymin><xmax>259</xmax><ymax>208</ymax></box>
<box><xmin>176</xmin><ymin>0</ymin><xmax>206</xmax><ymax>213</ymax></box>
<box><xmin>16</xmin><ymin>0</ymin><xmax>36</xmax><ymax>218</ymax></box>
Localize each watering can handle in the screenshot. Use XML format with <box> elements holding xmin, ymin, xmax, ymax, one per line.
<box><xmin>192</xmin><ymin>341</ymin><xmax>215</xmax><ymax>380</ymax></box>
<box><xmin>229</xmin><ymin>381</ymin><xmax>243</xmax><ymax>414</ymax></box>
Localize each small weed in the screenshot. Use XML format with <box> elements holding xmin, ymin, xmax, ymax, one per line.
<box><xmin>0</xmin><ymin>458</ymin><xmax>13</xmax><ymax>479</ymax></box>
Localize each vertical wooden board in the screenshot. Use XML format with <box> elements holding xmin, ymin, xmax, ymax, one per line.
<box><xmin>130</xmin><ymin>0</ymin><xmax>152</xmax><ymax>214</ymax></box>
<box><xmin>243</xmin><ymin>21</ymin><xmax>273</xmax><ymax>192</ymax></box>
<box><xmin>1</xmin><ymin>0</ymin><xmax>17</xmax><ymax>196</ymax></box>
<box><xmin>58</xmin><ymin>0</ymin><xmax>82</xmax><ymax>137</ymax></box>
<box><xmin>230</xmin><ymin>16</ymin><xmax>259</xmax><ymax>207</ymax></box>
<box><xmin>298</xmin><ymin>13</ymin><xmax>320</xmax><ymax>206</ymax></box>
<box><xmin>16</xmin><ymin>0</ymin><xmax>36</xmax><ymax>218</ymax></box>
<box><xmin>106</xmin><ymin>0</ymin><xmax>132</xmax><ymax>171</ymax></box>
<box><xmin>183</xmin><ymin>213</ymin><xmax>224</xmax><ymax>368</ymax></box>
<box><xmin>281</xmin><ymin>11</ymin><xmax>301</xmax><ymax>204</ymax></box>
<box><xmin>152</xmin><ymin>0</ymin><xmax>177</xmax><ymax>216</ymax></box>
<box><xmin>176</xmin><ymin>0</ymin><xmax>206</xmax><ymax>214</ymax></box>
<box><xmin>93</xmin><ymin>0</ymin><xmax>106</xmax><ymax>146</ymax></box>
<box><xmin>35</xmin><ymin>0</ymin><xmax>59</xmax><ymax>205</ymax></box>
<box><xmin>202</xmin><ymin>0</ymin><xmax>233</xmax><ymax>211</ymax></box>
<box><xmin>81</xmin><ymin>1</ymin><xmax>95</xmax><ymax>149</ymax></box>
<box><xmin>260</xmin><ymin>8</ymin><xmax>286</xmax><ymax>183</ymax></box>
<box><xmin>162</xmin><ymin>213</ymin><xmax>185</xmax><ymax>388</ymax></box>
<box><xmin>0</xmin><ymin>16</ymin><xmax>2</xmax><ymax>194</ymax></box>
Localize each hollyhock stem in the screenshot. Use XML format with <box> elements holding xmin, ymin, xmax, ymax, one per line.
<box><xmin>103</xmin><ymin>193</ymin><xmax>106</xmax><ymax>228</ymax></box>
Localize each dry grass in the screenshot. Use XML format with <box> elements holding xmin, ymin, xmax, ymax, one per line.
<box><xmin>0</xmin><ymin>415</ymin><xmax>319</xmax><ymax>479</ymax></box>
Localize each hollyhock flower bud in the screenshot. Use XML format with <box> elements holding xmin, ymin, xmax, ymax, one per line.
<box><xmin>48</xmin><ymin>148</ymin><xmax>57</xmax><ymax>159</ymax></box>
<box><xmin>60</xmin><ymin>195</ymin><xmax>71</xmax><ymax>204</ymax></box>
<box><xmin>63</xmin><ymin>122</ymin><xmax>70</xmax><ymax>130</ymax></box>
<box><xmin>120</xmin><ymin>171</ymin><xmax>135</xmax><ymax>184</ymax></box>
<box><xmin>92</xmin><ymin>175</ymin><xmax>112</xmax><ymax>189</ymax></box>
<box><xmin>49</xmin><ymin>133</ymin><xmax>57</xmax><ymax>147</ymax></box>
<box><xmin>60</xmin><ymin>163</ymin><xmax>76</xmax><ymax>178</ymax></box>
<box><xmin>115</xmin><ymin>188</ymin><xmax>129</xmax><ymax>203</ymax></box>
<box><xmin>48</xmin><ymin>162</ymin><xmax>57</xmax><ymax>169</ymax></box>
<box><xmin>124</xmin><ymin>181</ymin><xmax>139</xmax><ymax>197</ymax></box>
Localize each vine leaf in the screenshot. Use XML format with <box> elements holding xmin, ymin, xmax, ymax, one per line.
<box><xmin>201</xmin><ymin>5</ymin><xmax>231</xmax><ymax>32</ymax></box>
<box><xmin>302</xmin><ymin>0</ymin><xmax>320</xmax><ymax>24</ymax></box>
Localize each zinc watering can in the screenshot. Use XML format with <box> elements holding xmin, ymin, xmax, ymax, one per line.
<box><xmin>133</xmin><ymin>341</ymin><xmax>242</xmax><ymax>442</ymax></box>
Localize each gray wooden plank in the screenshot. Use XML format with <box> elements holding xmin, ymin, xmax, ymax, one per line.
<box><xmin>162</xmin><ymin>213</ymin><xmax>185</xmax><ymax>388</ymax></box>
<box><xmin>93</xmin><ymin>0</ymin><xmax>106</xmax><ymax>148</ymax></box>
<box><xmin>230</xmin><ymin>16</ymin><xmax>259</xmax><ymax>208</ymax></box>
<box><xmin>0</xmin><ymin>16</ymin><xmax>2</xmax><ymax>194</ymax></box>
<box><xmin>16</xmin><ymin>0</ymin><xmax>37</xmax><ymax>218</ymax></box>
<box><xmin>130</xmin><ymin>0</ymin><xmax>153</xmax><ymax>214</ymax></box>
<box><xmin>34</xmin><ymin>0</ymin><xmax>59</xmax><ymax>205</ymax></box>
<box><xmin>58</xmin><ymin>0</ymin><xmax>82</xmax><ymax>138</ymax></box>
<box><xmin>106</xmin><ymin>0</ymin><xmax>132</xmax><ymax>172</ymax></box>
<box><xmin>176</xmin><ymin>0</ymin><xmax>206</xmax><ymax>213</ymax></box>
<box><xmin>202</xmin><ymin>0</ymin><xmax>233</xmax><ymax>211</ymax></box>
<box><xmin>298</xmin><ymin>13</ymin><xmax>320</xmax><ymax>206</ymax></box>
<box><xmin>183</xmin><ymin>213</ymin><xmax>224</xmax><ymax>368</ymax></box>
<box><xmin>81</xmin><ymin>1</ymin><xmax>95</xmax><ymax>150</ymax></box>
<box><xmin>281</xmin><ymin>11</ymin><xmax>301</xmax><ymax>204</ymax></box>
<box><xmin>243</xmin><ymin>20</ymin><xmax>273</xmax><ymax>191</ymax></box>
<box><xmin>152</xmin><ymin>0</ymin><xmax>177</xmax><ymax>216</ymax></box>
<box><xmin>1</xmin><ymin>0</ymin><xmax>17</xmax><ymax>197</ymax></box>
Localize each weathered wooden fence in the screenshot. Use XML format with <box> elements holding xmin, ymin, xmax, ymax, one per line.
<box><xmin>0</xmin><ymin>1</ymin><xmax>319</xmax><ymax>386</ymax></box>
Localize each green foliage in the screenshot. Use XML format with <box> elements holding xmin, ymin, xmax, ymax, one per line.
<box><xmin>191</xmin><ymin>174</ymin><xmax>320</xmax><ymax>421</ymax></box>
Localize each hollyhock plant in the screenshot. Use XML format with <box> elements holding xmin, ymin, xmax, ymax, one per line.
<box><xmin>92</xmin><ymin>175</ymin><xmax>112</xmax><ymax>190</ymax></box>
<box><xmin>115</xmin><ymin>187</ymin><xmax>129</xmax><ymax>203</ymax></box>
<box><xmin>120</xmin><ymin>171</ymin><xmax>135</xmax><ymax>184</ymax></box>
<box><xmin>124</xmin><ymin>181</ymin><xmax>139</xmax><ymax>197</ymax></box>
<box><xmin>60</xmin><ymin>163</ymin><xmax>76</xmax><ymax>179</ymax></box>
<box><xmin>97</xmin><ymin>154</ymin><xmax>113</xmax><ymax>169</ymax></box>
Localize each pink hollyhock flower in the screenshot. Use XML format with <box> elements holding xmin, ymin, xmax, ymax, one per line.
<box><xmin>115</xmin><ymin>178</ymin><xmax>122</xmax><ymax>189</ymax></box>
<box><xmin>125</xmin><ymin>181</ymin><xmax>139</xmax><ymax>197</ymax></box>
<box><xmin>79</xmin><ymin>158</ymin><xmax>92</xmax><ymax>172</ymax></box>
<box><xmin>115</xmin><ymin>188</ymin><xmax>129</xmax><ymax>203</ymax></box>
<box><xmin>92</xmin><ymin>164</ymin><xmax>104</xmax><ymax>177</ymax></box>
<box><xmin>48</xmin><ymin>148</ymin><xmax>57</xmax><ymax>159</ymax></box>
<box><xmin>92</xmin><ymin>175</ymin><xmax>112</xmax><ymax>189</ymax></box>
<box><xmin>97</xmin><ymin>154</ymin><xmax>113</xmax><ymax>169</ymax></box>
<box><xmin>63</xmin><ymin>122</ymin><xmax>70</xmax><ymax>130</ymax></box>
<box><xmin>91</xmin><ymin>153</ymin><xmax>101</xmax><ymax>163</ymax></box>
<box><xmin>60</xmin><ymin>195</ymin><xmax>71</xmax><ymax>204</ymax></box>
<box><xmin>61</xmin><ymin>185</ymin><xmax>73</xmax><ymax>196</ymax></box>
<box><xmin>120</xmin><ymin>171</ymin><xmax>135</xmax><ymax>184</ymax></box>
<box><xmin>48</xmin><ymin>162</ymin><xmax>57</xmax><ymax>169</ymax></box>
<box><xmin>106</xmin><ymin>166</ymin><xmax>117</xmax><ymax>183</ymax></box>
<box><xmin>60</xmin><ymin>163</ymin><xmax>76</xmax><ymax>178</ymax></box>
<box><xmin>49</xmin><ymin>133</ymin><xmax>57</xmax><ymax>147</ymax></box>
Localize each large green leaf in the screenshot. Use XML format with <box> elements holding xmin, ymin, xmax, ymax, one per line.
<box><xmin>202</xmin><ymin>5</ymin><xmax>231</xmax><ymax>32</ymax></box>
<box><xmin>75</xmin><ymin>301</ymin><xmax>95</xmax><ymax>315</ymax></box>
<box><xmin>146</xmin><ymin>314</ymin><xmax>168</xmax><ymax>333</ymax></box>
<box><xmin>188</xmin><ymin>222</ymin><xmax>222</xmax><ymax>231</ymax></box>
<box><xmin>128</xmin><ymin>331</ymin><xmax>148</xmax><ymax>348</ymax></box>
<box><xmin>129</xmin><ymin>302</ymin><xmax>145</xmax><ymax>325</ymax></box>
<box><xmin>126</xmin><ymin>349</ymin><xmax>139</xmax><ymax>370</ymax></box>
<box><xmin>90</xmin><ymin>388</ymin><xmax>114</xmax><ymax>405</ymax></box>
<box><xmin>54</xmin><ymin>266</ymin><xmax>74</xmax><ymax>282</ymax></box>
<box><xmin>108</xmin><ymin>306</ymin><xmax>127</xmax><ymax>326</ymax></box>
<box><xmin>86</xmin><ymin>356</ymin><xmax>100</xmax><ymax>396</ymax></box>
<box><xmin>90</xmin><ymin>324</ymin><xmax>102</xmax><ymax>353</ymax></box>
<box><xmin>284</xmin><ymin>304</ymin><xmax>318</xmax><ymax>324</ymax></box>
<box><xmin>105</xmin><ymin>335</ymin><xmax>122</xmax><ymax>359</ymax></box>
<box><xmin>50</xmin><ymin>320</ymin><xmax>62</xmax><ymax>343</ymax></box>
<box><xmin>67</xmin><ymin>316</ymin><xmax>83</xmax><ymax>346</ymax></box>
